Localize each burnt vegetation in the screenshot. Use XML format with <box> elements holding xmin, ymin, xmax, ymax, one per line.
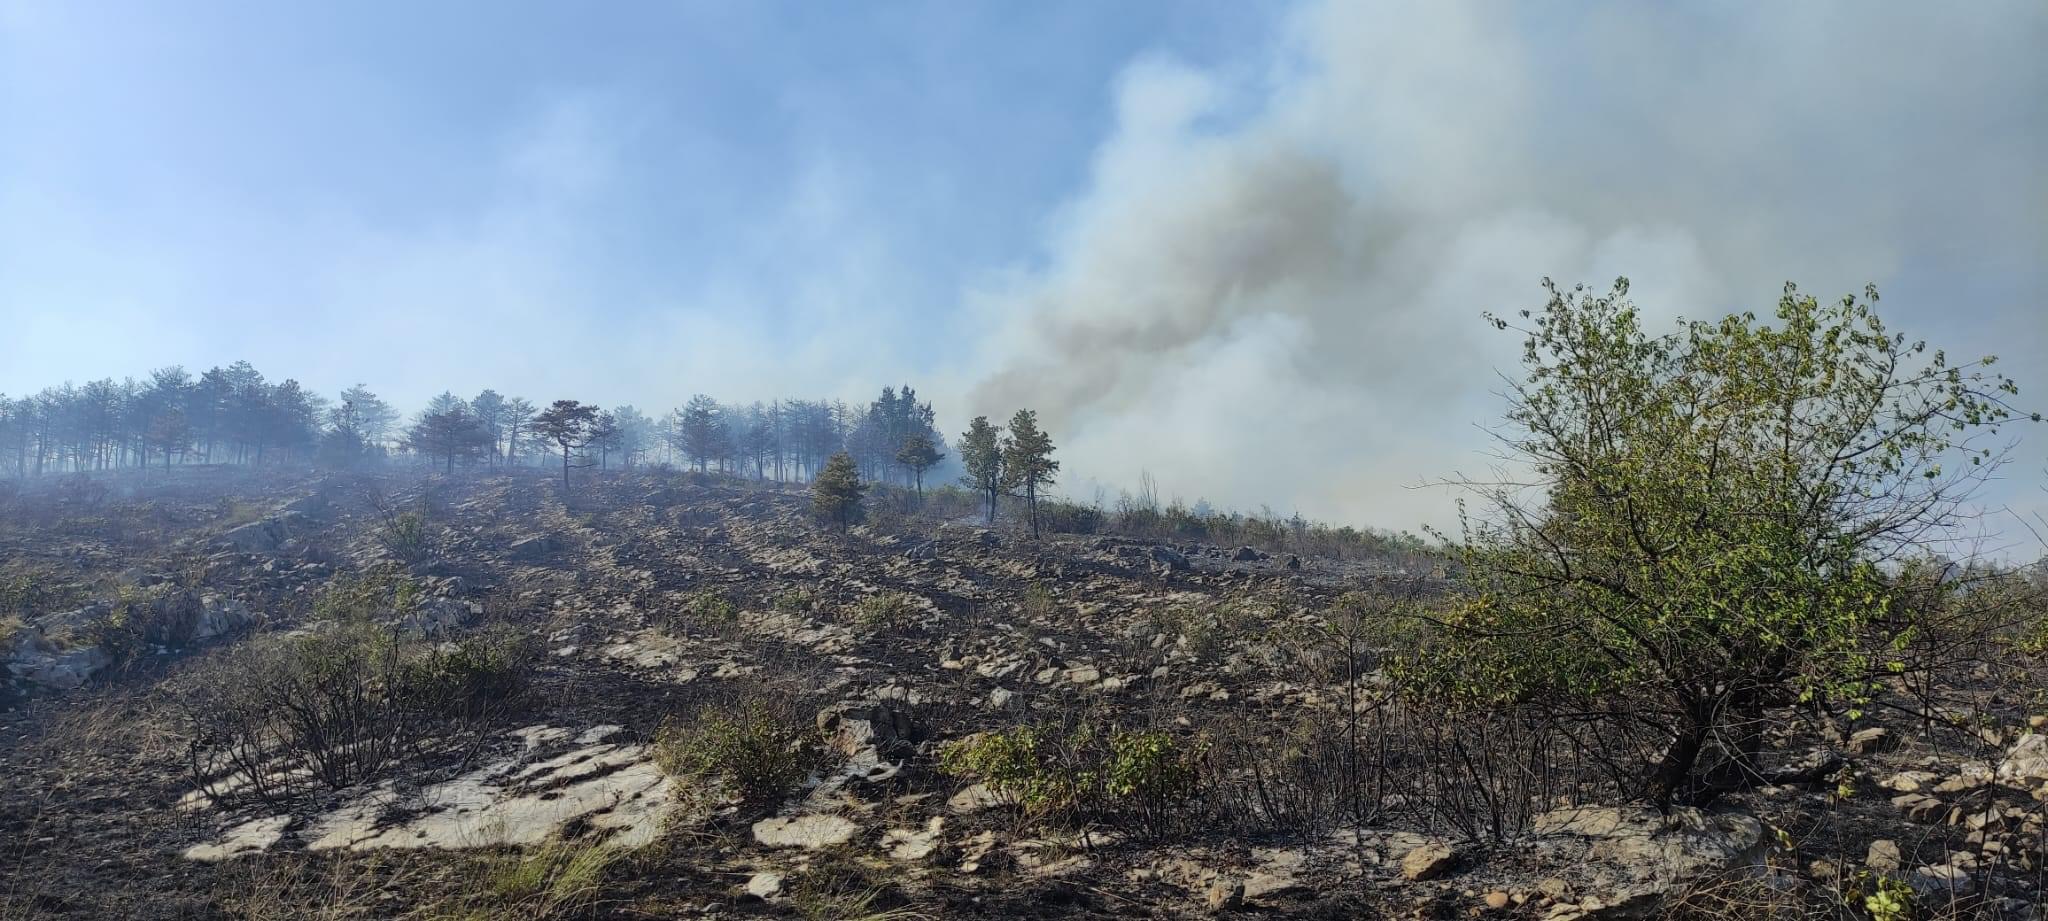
<box><xmin>0</xmin><ymin>283</ymin><xmax>2044</xmax><ymax>921</ymax></box>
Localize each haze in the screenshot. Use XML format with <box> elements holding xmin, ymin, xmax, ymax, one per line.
<box><xmin>2</xmin><ymin>0</ymin><xmax>2042</xmax><ymax>537</ymax></box>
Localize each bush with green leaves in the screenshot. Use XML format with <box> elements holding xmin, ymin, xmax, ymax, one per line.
<box><xmin>664</xmin><ymin>589</ymin><xmax>738</xmax><ymax>634</ymax></box>
<box><xmin>0</xmin><ymin>569</ymin><xmax>82</xmax><ymax>617</ymax></box>
<box><xmin>846</xmin><ymin>592</ymin><xmax>922</xmax><ymax>630</ymax></box>
<box><xmin>773</xmin><ymin>587</ymin><xmax>818</xmax><ymax>616</ymax></box>
<box><xmin>939</xmin><ymin>721</ymin><xmax>1203</xmax><ymax>834</ymax></box>
<box><xmin>1431</xmin><ymin>278</ymin><xmax>2031</xmax><ymax>806</ymax></box>
<box><xmin>654</xmin><ymin>691</ymin><xmax>821</xmax><ymax>807</ymax></box>
<box><xmin>311</xmin><ymin>568</ymin><xmax>419</xmax><ymax>624</ymax></box>
<box><xmin>378</xmin><ymin>509</ymin><xmax>432</xmax><ymax>563</ymax></box>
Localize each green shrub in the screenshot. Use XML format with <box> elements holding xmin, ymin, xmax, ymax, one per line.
<box><xmin>939</xmin><ymin>722</ymin><xmax>1204</xmax><ymax>834</ymax></box>
<box><xmin>378</xmin><ymin>509</ymin><xmax>433</xmax><ymax>563</ymax></box>
<box><xmin>665</xmin><ymin>589</ymin><xmax>738</xmax><ymax>634</ymax></box>
<box><xmin>773</xmin><ymin>588</ymin><xmax>818</xmax><ymax>616</ymax></box>
<box><xmin>938</xmin><ymin>725</ymin><xmax>1079</xmax><ymax>813</ymax></box>
<box><xmin>312</xmin><ymin>569</ymin><xmax>418</xmax><ymax>623</ymax></box>
<box><xmin>404</xmin><ymin>626</ymin><xmax>541</xmax><ymax>722</ymax></box>
<box><xmin>846</xmin><ymin>592</ymin><xmax>921</xmax><ymax>630</ymax></box>
<box><xmin>0</xmin><ymin>570</ymin><xmax>83</xmax><ymax>617</ymax></box>
<box><xmin>1036</xmin><ymin>500</ymin><xmax>1103</xmax><ymax>535</ymax></box>
<box><xmin>654</xmin><ymin>692</ymin><xmax>820</xmax><ymax>807</ymax></box>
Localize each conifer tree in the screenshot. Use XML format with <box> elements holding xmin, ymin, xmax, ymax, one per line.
<box><xmin>812</xmin><ymin>451</ymin><xmax>864</xmax><ymax>532</ymax></box>
<box><xmin>896</xmin><ymin>433</ymin><xmax>944</xmax><ymax>497</ymax></box>
<box><xmin>958</xmin><ymin>416</ymin><xmax>1004</xmax><ymax>525</ymax></box>
<box><xmin>531</xmin><ymin>399</ymin><xmax>599</xmax><ymax>493</ymax></box>
<box><xmin>1000</xmin><ymin>409</ymin><xmax>1059</xmax><ymax>538</ymax></box>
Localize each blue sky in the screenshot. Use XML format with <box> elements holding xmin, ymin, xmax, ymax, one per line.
<box><xmin>2</xmin><ymin>1</ymin><xmax>2043</xmax><ymax>542</ymax></box>
<box><xmin>0</xmin><ymin>1</ymin><xmax>1280</xmax><ymax>395</ymax></box>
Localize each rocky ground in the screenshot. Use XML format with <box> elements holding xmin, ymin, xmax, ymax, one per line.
<box><xmin>1</xmin><ymin>466</ymin><xmax>2043</xmax><ymax>919</ymax></box>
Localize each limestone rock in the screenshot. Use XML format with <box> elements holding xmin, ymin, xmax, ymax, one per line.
<box><xmin>1204</xmin><ymin>878</ymin><xmax>1245</xmax><ymax>911</ymax></box>
<box><xmin>752</xmin><ymin>814</ymin><xmax>860</xmax><ymax>850</ymax></box>
<box><xmin>745</xmin><ymin>871</ymin><xmax>784</xmax><ymax>900</ymax></box>
<box><xmin>1149</xmin><ymin>546</ymin><xmax>1191</xmax><ymax>572</ymax></box>
<box><xmin>508</xmin><ymin>534</ymin><xmax>561</xmax><ymax>561</ymax></box>
<box><xmin>1997</xmin><ymin>733</ymin><xmax>2048</xmax><ymax>787</ymax></box>
<box><xmin>4</xmin><ymin>630</ymin><xmax>110</xmax><ymax>690</ymax></box>
<box><xmin>1848</xmin><ymin>727</ymin><xmax>1897</xmax><ymax>755</ymax></box>
<box><xmin>1526</xmin><ymin>806</ymin><xmax>1768</xmax><ymax>914</ymax></box>
<box><xmin>218</xmin><ymin>512</ymin><xmax>305</xmax><ymax>554</ymax></box>
<box><xmin>1400</xmin><ymin>841</ymin><xmax>1458</xmax><ymax>881</ymax></box>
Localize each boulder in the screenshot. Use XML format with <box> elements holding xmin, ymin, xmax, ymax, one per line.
<box><xmin>400</xmin><ymin>598</ymin><xmax>480</xmax><ymax>636</ymax></box>
<box><xmin>1527</xmin><ymin>806</ymin><xmax>1768</xmax><ymax>915</ymax></box>
<box><xmin>1996</xmin><ymin>733</ymin><xmax>2048</xmax><ymax>788</ymax></box>
<box><xmin>4</xmin><ymin>631</ymin><xmax>110</xmax><ymax>690</ymax></box>
<box><xmin>191</xmin><ymin>595</ymin><xmax>256</xmax><ymax>642</ymax></box>
<box><xmin>817</xmin><ymin>700</ymin><xmax>922</xmax><ymax>758</ymax></box>
<box><xmin>1204</xmin><ymin>878</ymin><xmax>1246</xmax><ymax>911</ymax></box>
<box><xmin>744</xmin><ymin>871</ymin><xmax>784</xmax><ymax>900</ymax></box>
<box><xmin>1149</xmin><ymin>546</ymin><xmax>1192</xmax><ymax>572</ymax></box>
<box><xmin>1400</xmin><ymin>842</ymin><xmax>1458</xmax><ymax>881</ymax></box>
<box><xmin>508</xmin><ymin>534</ymin><xmax>561</xmax><ymax>561</ymax></box>
<box><xmin>1230</xmin><ymin>546</ymin><xmax>1264</xmax><ymax>562</ymax></box>
<box><xmin>218</xmin><ymin>512</ymin><xmax>305</xmax><ymax>554</ymax></box>
<box><xmin>1848</xmin><ymin>727</ymin><xmax>1897</xmax><ymax>755</ymax></box>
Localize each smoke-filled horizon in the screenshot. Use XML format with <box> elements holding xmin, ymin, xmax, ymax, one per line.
<box><xmin>3</xmin><ymin>0</ymin><xmax>2043</xmax><ymax>542</ymax></box>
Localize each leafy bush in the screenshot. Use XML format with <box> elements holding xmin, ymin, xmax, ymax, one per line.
<box><xmin>939</xmin><ymin>721</ymin><xmax>1204</xmax><ymax>835</ymax></box>
<box><xmin>311</xmin><ymin>568</ymin><xmax>419</xmax><ymax>623</ymax></box>
<box><xmin>665</xmin><ymin>589</ymin><xmax>738</xmax><ymax>634</ymax></box>
<box><xmin>378</xmin><ymin>509</ymin><xmax>432</xmax><ymax>563</ymax></box>
<box><xmin>654</xmin><ymin>691</ymin><xmax>820</xmax><ymax>807</ymax></box>
<box><xmin>773</xmin><ymin>588</ymin><xmax>818</xmax><ymax>616</ymax></box>
<box><xmin>1036</xmin><ymin>499</ymin><xmax>1102</xmax><ymax>535</ymax></box>
<box><xmin>1434</xmin><ymin>279</ymin><xmax>2027</xmax><ymax>806</ymax></box>
<box><xmin>85</xmin><ymin>591</ymin><xmax>192</xmax><ymax>664</ymax></box>
<box><xmin>846</xmin><ymin>592</ymin><xmax>921</xmax><ymax>630</ymax></box>
<box><xmin>0</xmin><ymin>569</ymin><xmax>83</xmax><ymax>617</ymax></box>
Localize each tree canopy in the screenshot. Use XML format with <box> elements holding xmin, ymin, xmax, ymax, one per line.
<box><xmin>1428</xmin><ymin>278</ymin><xmax>2029</xmax><ymax>805</ymax></box>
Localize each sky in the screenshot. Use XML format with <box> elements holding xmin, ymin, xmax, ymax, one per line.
<box><xmin>2</xmin><ymin>0</ymin><xmax>2043</xmax><ymax>546</ymax></box>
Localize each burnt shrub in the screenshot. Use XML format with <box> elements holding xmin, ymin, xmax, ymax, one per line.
<box><xmin>177</xmin><ymin>621</ymin><xmax>538</xmax><ymax>807</ymax></box>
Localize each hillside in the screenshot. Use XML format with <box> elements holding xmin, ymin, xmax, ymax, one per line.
<box><xmin>1</xmin><ymin>465</ymin><xmax>2042</xmax><ymax>919</ymax></box>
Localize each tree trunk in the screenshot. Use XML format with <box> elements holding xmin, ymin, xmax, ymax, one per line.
<box><xmin>1646</xmin><ymin>706</ymin><xmax>1709</xmax><ymax>810</ymax></box>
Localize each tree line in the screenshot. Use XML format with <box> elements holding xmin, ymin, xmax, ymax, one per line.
<box><xmin>0</xmin><ymin>366</ymin><xmax>1065</xmax><ymax>531</ymax></box>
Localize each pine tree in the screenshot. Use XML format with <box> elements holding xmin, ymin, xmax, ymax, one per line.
<box><xmin>405</xmin><ymin>405</ymin><xmax>492</xmax><ymax>472</ymax></box>
<box><xmin>674</xmin><ymin>394</ymin><xmax>727</xmax><ymax>472</ymax></box>
<box><xmin>896</xmin><ymin>433</ymin><xmax>944</xmax><ymax>497</ymax></box>
<box><xmin>1000</xmin><ymin>409</ymin><xmax>1059</xmax><ymax>539</ymax></box>
<box><xmin>812</xmin><ymin>451</ymin><xmax>864</xmax><ymax>532</ymax></box>
<box><xmin>957</xmin><ymin>416</ymin><xmax>1003</xmax><ymax>525</ymax></box>
<box><xmin>531</xmin><ymin>400</ymin><xmax>599</xmax><ymax>493</ymax></box>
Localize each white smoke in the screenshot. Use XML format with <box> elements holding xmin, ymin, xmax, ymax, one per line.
<box><xmin>964</xmin><ymin>0</ymin><xmax>2047</xmax><ymax>534</ymax></box>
